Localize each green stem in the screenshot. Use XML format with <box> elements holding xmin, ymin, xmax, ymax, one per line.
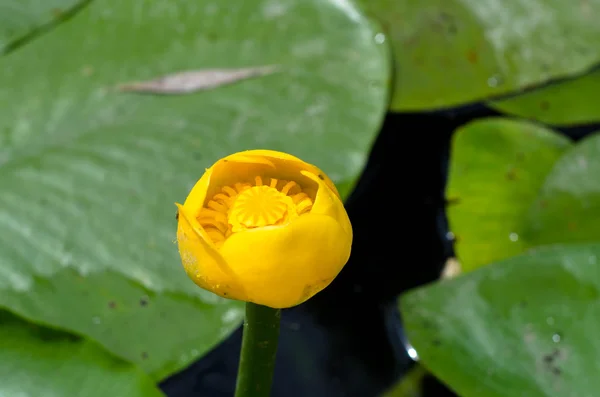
<box><xmin>234</xmin><ymin>302</ymin><xmax>281</xmax><ymax>397</ymax></box>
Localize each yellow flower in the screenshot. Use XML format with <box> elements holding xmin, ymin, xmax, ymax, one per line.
<box><xmin>176</xmin><ymin>150</ymin><xmax>352</xmax><ymax>309</ymax></box>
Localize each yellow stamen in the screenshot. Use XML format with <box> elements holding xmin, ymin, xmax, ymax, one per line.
<box><xmin>196</xmin><ymin>177</ymin><xmax>314</xmax><ymax>246</ymax></box>
<box><xmin>281</xmin><ymin>181</ymin><xmax>297</xmax><ymax>195</ymax></box>
<box><xmin>228</xmin><ymin>185</ymin><xmax>292</xmax><ymax>232</ymax></box>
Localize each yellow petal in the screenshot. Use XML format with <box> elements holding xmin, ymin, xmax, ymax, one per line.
<box><xmin>176</xmin><ymin>204</ymin><xmax>247</xmax><ymax>301</ymax></box>
<box><xmin>181</xmin><ymin>152</ymin><xmax>275</xmax><ymax>216</ymax></box>
<box><xmin>219</xmin><ymin>213</ymin><xmax>352</xmax><ymax>308</ymax></box>
<box><xmin>182</xmin><ymin>166</ymin><xmax>213</xmax><ymax>217</ymax></box>
<box><xmin>301</xmin><ymin>170</ymin><xmax>352</xmax><ymax>238</ymax></box>
<box><xmin>215</xmin><ymin>150</ymin><xmax>341</xmax><ymax>199</ymax></box>
<box><xmin>228</xmin><ymin>149</ymin><xmax>300</xmax><ymax>163</ymax></box>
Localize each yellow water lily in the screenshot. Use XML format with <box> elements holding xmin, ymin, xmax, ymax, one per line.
<box><xmin>176</xmin><ymin>150</ymin><xmax>352</xmax><ymax>309</ymax></box>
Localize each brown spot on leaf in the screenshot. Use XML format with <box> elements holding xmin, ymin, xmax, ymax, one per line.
<box><xmin>140</xmin><ymin>296</ymin><xmax>149</xmax><ymax>307</ymax></box>
<box><xmin>422</xmin><ymin>320</ymin><xmax>435</xmax><ymax>329</ymax></box>
<box><xmin>108</xmin><ymin>301</ymin><xmax>117</xmax><ymax>309</ymax></box>
<box><xmin>141</xmin><ymin>352</ymin><xmax>149</xmax><ymax>360</ymax></box>
<box><xmin>447</xmin><ymin>25</ymin><xmax>458</xmax><ymax>35</ymax></box>
<box><xmin>540</xmin><ymin>101</ymin><xmax>550</xmax><ymax>111</ymax></box>
<box><xmin>438</xmin><ymin>12</ymin><xmax>458</xmax><ymax>35</ymax></box>
<box><xmin>466</xmin><ymin>49</ymin><xmax>478</xmax><ymax>64</ymax></box>
<box><xmin>519</xmin><ymin>300</ymin><xmax>528</xmax><ymax>308</ymax></box>
<box><xmin>541</xmin><ymin>348</ymin><xmax>566</xmax><ymax>378</ymax></box>
<box><xmin>506</xmin><ymin>168</ymin><xmax>517</xmax><ymax>180</ymax></box>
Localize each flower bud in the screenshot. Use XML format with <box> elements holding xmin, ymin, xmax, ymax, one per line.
<box><xmin>176</xmin><ymin>150</ymin><xmax>352</xmax><ymax>308</ymax></box>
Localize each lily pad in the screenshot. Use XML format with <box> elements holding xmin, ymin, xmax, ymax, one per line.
<box><xmin>0</xmin><ymin>269</ymin><xmax>244</xmax><ymax>381</ymax></box>
<box><xmin>0</xmin><ymin>0</ymin><xmax>388</xmax><ymax>380</ymax></box>
<box><xmin>401</xmin><ymin>243</ymin><xmax>600</xmax><ymax>397</ymax></box>
<box><xmin>0</xmin><ymin>311</ymin><xmax>164</xmax><ymax>397</ymax></box>
<box><xmin>0</xmin><ymin>0</ymin><xmax>84</xmax><ymax>54</ymax></box>
<box><xmin>359</xmin><ymin>0</ymin><xmax>600</xmax><ymax>110</ymax></box>
<box><xmin>523</xmin><ymin>133</ymin><xmax>600</xmax><ymax>246</ymax></box>
<box><xmin>446</xmin><ymin>118</ymin><xmax>571</xmax><ymax>271</ymax></box>
<box><xmin>489</xmin><ymin>70</ymin><xmax>600</xmax><ymax>126</ymax></box>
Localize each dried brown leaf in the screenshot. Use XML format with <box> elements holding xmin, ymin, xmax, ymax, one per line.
<box><xmin>117</xmin><ymin>65</ymin><xmax>278</xmax><ymax>94</ymax></box>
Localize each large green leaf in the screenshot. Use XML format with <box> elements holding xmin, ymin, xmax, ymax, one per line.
<box><xmin>358</xmin><ymin>0</ymin><xmax>600</xmax><ymax>111</ymax></box>
<box><xmin>489</xmin><ymin>70</ymin><xmax>600</xmax><ymax>126</ymax></box>
<box><xmin>0</xmin><ymin>311</ymin><xmax>164</xmax><ymax>397</ymax></box>
<box><xmin>0</xmin><ymin>0</ymin><xmax>85</xmax><ymax>54</ymax></box>
<box><xmin>0</xmin><ymin>269</ymin><xmax>244</xmax><ymax>381</ymax></box>
<box><xmin>0</xmin><ymin>0</ymin><xmax>388</xmax><ymax>380</ymax></box>
<box><xmin>446</xmin><ymin>118</ymin><xmax>571</xmax><ymax>271</ymax></box>
<box><xmin>401</xmin><ymin>243</ymin><xmax>600</xmax><ymax>397</ymax></box>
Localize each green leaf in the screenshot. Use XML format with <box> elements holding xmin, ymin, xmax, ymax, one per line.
<box><xmin>401</xmin><ymin>243</ymin><xmax>600</xmax><ymax>397</ymax></box>
<box><xmin>1</xmin><ymin>269</ymin><xmax>243</xmax><ymax>381</ymax></box>
<box><xmin>446</xmin><ymin>118</ymin><xmax>571</xmax><ymax>271</ymax></box>
<box><xmin>0</xmin><ymin>0</ymin><xmax>85</xmax><ymax>54</ymax></box>
<box><xmin>489</xmin><ymin>70</ymin><xmax>600</xmax><ymax>126</ymax></box>
<box><xmin>358</xmin><ymin>0</ymin><xmax>600</xmax><ymax>111</ymax></box>
<box><xmin>335</xmin><ymin>177</ymin><xmax>359</xmax><ymax>199</ymax></box>
<box><xmin>0</xmin><ymin>311</ymin><xmax>164</xmax><ymax>397</ymax></box>
<box><xmin>382</xmin><ymin>365</ymin><xmax>426</xmax><ymax>397</ymax></box>
<box><xmin>0</xmin><ymin>0</ymin><xmax>388</xmax><ymax>380</ymax></box>
<box><xmin>523</xmin><ymin>133</ymin><xmax>600</xmax><ymax>246</ymax></box>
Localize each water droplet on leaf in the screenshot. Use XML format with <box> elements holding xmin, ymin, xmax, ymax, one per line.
<box><xmin>552</xmin><ymin>333</ymin><xmax>561</xmax><ymax>343</ymax></box>
<box><xmin>374</xmin><ymin>33</ymin><xmax>385</xmax><ymax>44</ymax></box>
<box><xmin>487</xmin><ymin>75</ymin><xmax>503</xmax><ymax>87</ymax></box>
